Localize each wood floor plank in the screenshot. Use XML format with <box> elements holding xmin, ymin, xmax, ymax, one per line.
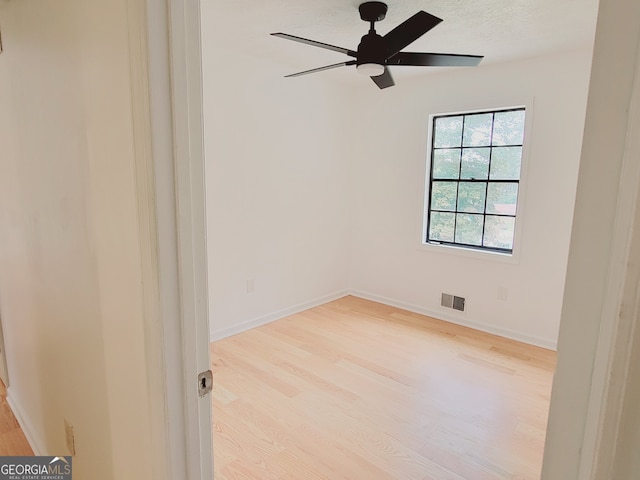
<box><xmin>211</xmin><ymin>296</ymin><xmax>556</xmax><ymax>480</ymax></box>
<box><xmin>0</xmin><ymin>381</ymin><xmax>33</xmax><ymax>456</ymax></box>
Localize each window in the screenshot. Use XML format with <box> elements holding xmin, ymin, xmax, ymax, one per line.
<box><xmin>425</xmin><ymin>107</ymin><xmax>526</xmax><ymax>254</ymax></box>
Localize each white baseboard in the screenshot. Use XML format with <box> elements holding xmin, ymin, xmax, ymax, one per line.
<box><xmin>350</xmin><ymin>290</ymin><xmax>558</xmax><ymax>351</ymax></box>
<box><xmin>210</xmin><ymin>290</ymin><xmax>349</xmax><ymax>341</ymax></box>
<box><xmin>6</xmin><ymin>387</ymin><xmax>45</xmax><ymax>455</ymax></box>
<box><xmin>210</xmin><ymin>288</ymin><xmax>557</xmax><ymax>350</ymax></box>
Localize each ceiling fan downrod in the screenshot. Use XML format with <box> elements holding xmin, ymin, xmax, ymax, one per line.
<box><xmin>356</xmin><ymin>2</ymin><xmax>388</xmax><ymax>75</ymax></box>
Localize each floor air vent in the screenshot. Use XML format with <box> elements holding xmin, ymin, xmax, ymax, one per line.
<box><xmin>441</xmin><ymin>293</ymin><xmax>465</xmax><ymax>312</ymax></box>
<box><xmin>441</xmin><ymin>293</ymin><xmax>453</xmax><ymax>308</ymax></box>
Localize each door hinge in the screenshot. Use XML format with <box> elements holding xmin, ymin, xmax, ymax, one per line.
<box><xmin>198</xmin><ymin>369</ymin><xmax>213</xmax><ymax>397</ymax></box>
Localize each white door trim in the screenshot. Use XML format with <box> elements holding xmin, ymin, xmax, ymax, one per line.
<box><xmin>577</xmin><ymin>32</ymin><xmax>640</xmax><ymax>480</ymax></box>
<box><xmin>137</xmin><ymin>0</ymin><xmax>213</xmax><ymax>478</ymax></box>
<box><xmin>165</xmin><ymin>0</ymin><xmax>214</xmax><ymax>478</ymax></box>
<box><xmin>542</xmin><ymin>3</ymin><xmax>640</xmax><ymax>477</ymax></box>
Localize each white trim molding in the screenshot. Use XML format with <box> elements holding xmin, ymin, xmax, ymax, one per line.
<box><xmin>167</xmin><ymin>0</ymin><xmax>214</xmax><ymax>478</ymax></box>
<box><xmin>211</xmin><ymin>290</ymin><xmax>349</xmax><ymax>342</ymax></box>
<box><xmin>542</xmin><ymin>2</ymin><xmax>640</xmax><ymax>478</ymax></box>
<box><xmin>578</xmin><ymin>24</ymin><xmax>640</xmax><ymax>480</ymax></box>
<box><xmin>350</xmin><ymin>290</ymin><xmax>557</xmax><ymax>350</ymax></box>
<box><xmin>210</xmin><ymin>289</ymin><xmax>557</xmax><ymax>350</ymax></box>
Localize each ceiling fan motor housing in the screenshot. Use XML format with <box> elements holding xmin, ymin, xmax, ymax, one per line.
<box><xmin>357</xmin><ymin>33</ymin><xmax>387</xmax><ymax>67</ymax></box>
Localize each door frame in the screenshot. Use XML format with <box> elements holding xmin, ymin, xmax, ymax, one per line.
<box><xmin>141</xmin><ymin>0</ymin><xmax>212</xmax><ymax>478</ymax></box>
<box><xmin>166</xmin><ymin>0</ymin><xmax>213</xmax><ymax>478</ymax></box>
<box><xmin>575</xmin><ymin>21</ymin><xmax>640</xmax><ymax>479</ymax></box>
<box><xmin>152</xmin><ymin>0</ymin><xmax>640</xmax><ymax>478</ymax></box>
<box><xmin>154</xmin><ymin>0</ymin><xmax>640</xmax><ymax>478</ymax></box>
<box><xmin>541</xmin><ymin>1</ymin><xmax>640</xmax><ymax>478</ymax></box>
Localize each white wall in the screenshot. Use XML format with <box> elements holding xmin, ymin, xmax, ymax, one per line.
<box><xmin>0</xmin><ymin>1</ymin><xmax>157</xmax><ymax>478</ymax></box>
<box><xmin>348</xmin><ymin>50</ymin><xmax>593</xmax><ymax>349</ymax></box>
<box><xmin>201</xmin><ymin>6</ymin><xmax>593</xmax><ymax>349</ymax></box>
<box><xmin>202</xmin><ymin>4</ymin><xmax>353</xmax><ymax>340</ymax></box>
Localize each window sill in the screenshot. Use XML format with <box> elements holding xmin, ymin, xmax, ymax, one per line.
<box><xmin>417</xmin><ymin>241</ymin><xmax>520</xmax><ymax>264</ymax></box>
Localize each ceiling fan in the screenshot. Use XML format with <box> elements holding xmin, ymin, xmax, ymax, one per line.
<box><xmin>271</xmin><ymin>2</ymin><xmax>483</xmax><ymax>89</ymax></box>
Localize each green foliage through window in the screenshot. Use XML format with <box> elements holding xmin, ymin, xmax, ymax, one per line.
<box><xmin>426</xmin><ymin>107</ymin><xmax>525</xmax><ymax>253</ymax></box>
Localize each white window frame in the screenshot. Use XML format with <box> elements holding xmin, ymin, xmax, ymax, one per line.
<box><xmin>419</xmin><ymin>103</ymin><xmax>534</xmax><ymax>263</ymax></box>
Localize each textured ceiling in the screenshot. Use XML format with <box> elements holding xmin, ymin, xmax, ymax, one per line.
<box><xmin>203</xmin><ymin>0</ymin><xmax>599</xmax><ymax>86</ymax></box>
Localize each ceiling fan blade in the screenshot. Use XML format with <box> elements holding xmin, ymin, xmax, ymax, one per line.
<box><xmin>271</xmin><ymin>33</ymin><xmax>357</xmax><ymax>57</ymax></box>
<box><xmin>285</xmin><ymin>61</ymin><xmax>356</xmax><ymax>78</ymax></box>
<box><xmin>387</xmin><ymin>52</ymin><xmax>483</xmax><ymax>67</ymax></box>
<box><xmin>382</xmin><ymin>11</ymin><xmax>442</xmax><ymax>59</ymax></box>
<box><xmin>370</xmin><ymin>67</ymin><xmax>395</xmax><ymax>89</ymax></box>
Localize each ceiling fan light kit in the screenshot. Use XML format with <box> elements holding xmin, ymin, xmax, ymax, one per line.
<box><xmin>357</xmin><ymin>63</ymin><xmax>385</xmax><ymax>76</ymax></box>
<box><xmin>271</xmin><ymin>1</ymin><xmax>483</xmax><ymax>89</ymax></box>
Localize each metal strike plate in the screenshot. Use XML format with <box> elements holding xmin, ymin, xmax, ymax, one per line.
<box><xmin>198</xmin><ymin>369</ymin><xmax>213</xmax><ymax>397</ymax></box>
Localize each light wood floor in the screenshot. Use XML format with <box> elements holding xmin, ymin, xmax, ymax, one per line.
<box><xmin>211</xmin><ymin>296</ymin><xmax>556</xmax><ymax>480</ymax></box>
<box><xmin>0</xmin><ymin>380</ymin><xmax>34</xmax><ymax>455</ymax></box>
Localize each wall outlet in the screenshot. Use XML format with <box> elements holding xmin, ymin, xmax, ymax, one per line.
<box><xmin>64</xmin><ymin>418</ymin><xmax>76</xmax><ymax>456</ymax></box>
<box><xmin>246</xmin><ymin>279</ymin><xmax>254</xmax><ymax>294</ymax></box>
<box><xmin>498</xmin><ymin>286</ymin><xmax>509</xmax><ymax>301</ymax></box>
